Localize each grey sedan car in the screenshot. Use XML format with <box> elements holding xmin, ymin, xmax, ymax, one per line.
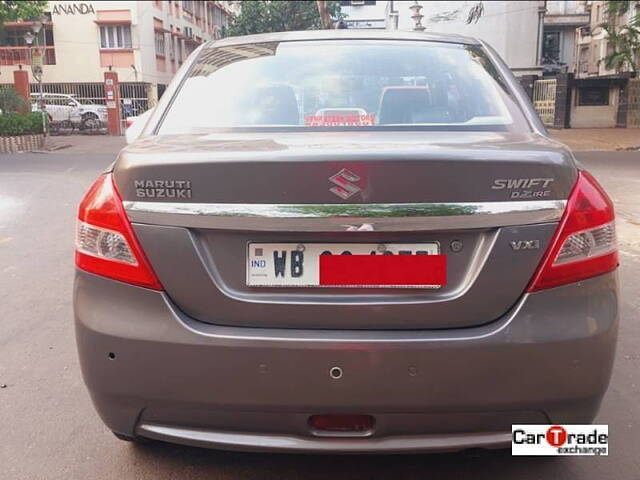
<box><xmin>74</xmin><ymin>30</ymin><xmax>618</xmax><ymax>453</ymax></box>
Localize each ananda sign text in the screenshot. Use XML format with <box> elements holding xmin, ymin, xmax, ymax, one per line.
<box><xmin>52</xmin><ymin>3</ymin><xmax>96</xmax><ymax>15</ymax></box>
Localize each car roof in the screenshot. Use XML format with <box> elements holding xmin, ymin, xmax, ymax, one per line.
<box><xmin>206</xmin><ymin>29</ymin><xmax>481</xmax><ymax>49</ymax></box>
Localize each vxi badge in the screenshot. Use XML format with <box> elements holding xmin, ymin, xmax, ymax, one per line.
<box><xmin>512</xmin><ymin>424</ymin><xmax>608</xmax><ymax>456</ymax></box>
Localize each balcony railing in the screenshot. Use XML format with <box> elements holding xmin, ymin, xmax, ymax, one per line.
<box><xmin>0</xmin><ymin>46</ymin><xmax>56</xmax><ymax>66</ymax></box>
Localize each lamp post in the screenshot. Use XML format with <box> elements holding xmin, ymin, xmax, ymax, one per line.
<box><xmin>24</xmin><ymin>20</ymin><xmax>46</xmax><ymax>135</ymax></box>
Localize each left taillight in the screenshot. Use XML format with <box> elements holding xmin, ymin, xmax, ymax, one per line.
<box><xmin>75</xmin><ymin>173</ymin><xmax>163</xmax><ymax>290</ymax></box>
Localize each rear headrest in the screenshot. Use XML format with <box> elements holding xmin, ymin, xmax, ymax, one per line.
<box><xmin>246</xmin><ymin>85</ymin><xmax>299</xmax><ymax>125</ymax></box>
<box><xmin>378</xmin><ymin>87</ymin><xmax>432</xmax><ymax>125</ymax></box>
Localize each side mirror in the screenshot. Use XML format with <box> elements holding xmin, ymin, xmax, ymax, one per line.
<box><xmin>68</xmin><ymin>102</ymin><xmax>76</xmax><ymax>106</ymax></box>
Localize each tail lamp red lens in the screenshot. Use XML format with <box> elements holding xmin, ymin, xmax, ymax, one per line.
<box><xmin>75</xmin><ymin>173</ymin><xmax>163</xmax><ymax>290</ymax></box>
<box><xmin>528</xmin><ymin>171</ymin><xmax>618</xmax><ymax>292</ymax></box>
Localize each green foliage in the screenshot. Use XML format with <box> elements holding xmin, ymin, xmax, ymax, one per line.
<box><xmin>602</xmin><ymin>0</ymin><xmax>640</xmax><ymax>72</ymax></box>
<box><xmin>0</xmin><ymin>1</ymin><xmax>47</xmax><ymax>26</ymax></box>
<box><xmin>225</xmin><ymin>1</ymin><xmax>342</xmax><ymax>37</ymax></box>
<box><xmin>0</xmin><ymin>111</ymin><xmax>46</xmax><ymax>136</ymax></box>
<box><xmin>0</xmin><ymin>86</ymin><xmax>28</xmax><ymax>113</ymax></box>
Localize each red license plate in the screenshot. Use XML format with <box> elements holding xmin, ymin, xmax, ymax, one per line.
<box><xmin>319</xmin><ymin>254</ymin><xmax>446</xmax><ymax>287</ymax></box>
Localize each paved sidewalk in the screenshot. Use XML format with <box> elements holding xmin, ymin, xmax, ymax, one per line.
<box><xmin>36</xmin><ymin>129</ymin><xmax>639</xmax><ymax>154</ymax></box>
<box><xmin>549</xmin><ymin>128</ymin><xmax>640</xmax><ymax>151</ymax></box>
<box><xmin>43</xmin><ymin>134</ymin><xmax>126</xmax><ymax>155</ymax></box>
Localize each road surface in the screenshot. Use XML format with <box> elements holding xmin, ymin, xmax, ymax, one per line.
<box><xmin>0</xmin><ymin>148</ymin><xmax>638</xmax><ymax>479</ymax></box>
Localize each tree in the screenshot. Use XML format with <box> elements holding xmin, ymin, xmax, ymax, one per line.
<box><xmin>601</xmin><ymin>0</ymin><xmax>640</xmax><ymax>73</ymax></box>
<box><xmin>0</xmin><ymin>86</ymin><xmax>28</xmax><ymax>113</ymax></box>
<box><xmin>225</xmin><ymin>0</ymin><xmax>342</xmax><ymax>37</ymax></box>
<box><xmin>316</xmin><ymin>1</ymin><xmax>333</xmax><ymax>29</ymax></box>
<box><xmin>0</xmin><ymin>1</ymin><xmax>47</xmax><ymax>26</ymax></box>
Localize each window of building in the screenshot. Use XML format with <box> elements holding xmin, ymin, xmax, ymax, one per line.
<box><xmin>100</xmin><ymin>25</ymin><xmax>132</xmax><ymax>49</ymax></box>
<box><xmin>182</xmin><ymin>0</ymin><xmax>194</xmax><ymax>13</ymax></box>
<box><xmin>3</xmin><ymin>27</ymin><xmax>30</xmax><ymax>46</ymax></box>
<box><xmin>212</xmin><ymin>5</ymin><xmax>226</xmax><ymax>28</ymax></box>
<box><xmin>578</xmin><ymin>86</ymin><xmax>609</xmax><ymax>106</ymax></box>
<box><xmin>168</xmin><ymin>27</ymin><xmax>176</xmax><ymax>60</ymax></box>
<box><xmin>339</xmin><ymin>1</ymin><xmax>377</xmax><ymax>5</ymax></box>
<box><xmin>194</xmin><ymin>1</ymin><xmax>203</xmax><ymax>21</ymax></box>
<box><xmin>155</xmin><ymin>31</ymin><xmax>165</xmax><ymax>57</ymax></box>
<box><xmin>0</xmin><ymin>26</ymin><xmax>54</xmax><ymax>47</ymax></box>
<box><xmin>605</xmin><ymin>41</ymin><xmax>615</xmax><ymax>62</ymax></box>
<box><xmin>579</xmin><ymin>46</ymin><xmax>589</xmax><ymax>72</ymax></box>
<box><xmin>542</xmin><ymin>31</ymin><xmax>561</xmax><ymax>64</ymax></box>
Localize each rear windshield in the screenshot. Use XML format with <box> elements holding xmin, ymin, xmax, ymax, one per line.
<box><xmin>158</xmin><ymin>40</ymin><xmax>529</xmax><ymax>134</ymax></box>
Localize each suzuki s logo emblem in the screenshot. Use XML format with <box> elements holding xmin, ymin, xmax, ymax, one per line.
<box><xmin>329</xmin><ymin>168</ymin><xmax>362</xmax><ymax>200</ymax></box>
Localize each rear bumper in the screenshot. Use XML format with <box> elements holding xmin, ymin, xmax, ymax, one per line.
<box><xmin>74</xmin><ymin>270</ymin><xmax>619</xmax><ymax>453</ymax></box>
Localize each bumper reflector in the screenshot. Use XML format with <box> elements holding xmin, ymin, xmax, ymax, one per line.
<box><xmin>309</xmin><ymin>415</ymin><xmax>375</xmax><ymax>434</ymax></box>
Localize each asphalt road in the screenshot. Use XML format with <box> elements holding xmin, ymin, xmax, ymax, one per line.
<box><xmin>0</xmin><ymin>149</ymin><xmax>638</xmax><ymax>480</ymax></box>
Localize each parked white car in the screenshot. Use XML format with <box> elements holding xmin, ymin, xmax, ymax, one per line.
<box><xmin>31</xmin><ymin>93</ymin><xmax>107</xmax><ymax>129</ymax></box>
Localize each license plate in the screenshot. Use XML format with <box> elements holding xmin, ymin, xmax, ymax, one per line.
<box><xmin>247</xmin><ymin>243</ymin><xmax>445</xmax><ymax>288</ymax></box>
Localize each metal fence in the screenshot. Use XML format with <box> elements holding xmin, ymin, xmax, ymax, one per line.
<box><xmin>0</xmin><ymin>81</ymin><xmax>151</xmax><ymax>133</ymax></box>
<box><xmin>532</xmin><ymin>79</ymin><xmax>557</xmax><ymax>127</ymax></box>
<box><xmin>628</xmin><ymin>78</ymin><xmax>640</xmax><ymax>128</ymax></box>
<box><xmin>119</xmin><ymin>82</ymin><xmax>150</xmax><ymax>125</ymax></box>
<box><xmin>29</xmin><ymin>82</ymin><xmax>151</xmax><ymax>132</ymax></box>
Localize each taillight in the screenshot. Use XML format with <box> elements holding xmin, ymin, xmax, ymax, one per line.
<box><xmin>527</xmin><ymin>171</ymin><xmax>618</xmax><ymax>292</ymax></box>
<box><xmin>75</xmin><ymin>173</ymin><xmax>163</xmax><ymax>290</ymax></box>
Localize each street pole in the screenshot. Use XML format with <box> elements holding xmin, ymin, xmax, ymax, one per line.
<box><xmin>36</xmin><ymin>47</ymin><xmax>45</xmax><ymax>135</ymax></box>
<box><xmin>26</xmin><ymin>21</ymin><xmax>47</xmax><ymax>136</ymax></box>
<box><xmin>33</xmin><ymin>25</ymin><xmax>46</xmax><ymax>136</ymax></box>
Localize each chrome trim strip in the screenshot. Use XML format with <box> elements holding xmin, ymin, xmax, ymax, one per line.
<box><xmin>137</xmin><ymin>422</ymin><xmax>512</xmax><ymax>452</ymax></box>
<box><xmin>124</xmin><ymin>200</ymin><xmax>566</xmax><ymax>232</ymax></box>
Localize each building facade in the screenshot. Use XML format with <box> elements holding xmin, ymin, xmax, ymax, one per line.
<box><xmin>340</xmin><ymin>1</ymin><xmax>546</xmax><ymax>76</ymax></box>
<box><xmin>569</xmin><ymin>0</ymin><xmax>639</xmax><ymax>128</ymax></box>
<box><xmin>339</xmin><ymin>0</ymin><xmax>389</xmax><ymax>29</ymax></box>
<box><xmin>542</xmin><ymin>1</ymin><xmax>589</xmax><ymax>74</ymax></box>
<box><xmin>0</xmin><ymin>1</ymin><xmax>235</xmax><ymax>100</ymax></box>
<box><xmin>340</xmin><ymin>0</ymin><xmax>639</xmax><ymax>129</ymax></box>
<box><xmin>574</xmin><ymin>0</ymin><xmax>639</xmax><ymax>78</ymax></box>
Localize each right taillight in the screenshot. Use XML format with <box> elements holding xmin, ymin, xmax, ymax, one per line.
<box><xmin>527</xmin><ymin>170</ymin><xmax>618</xmax><ymax>292</ymax></box>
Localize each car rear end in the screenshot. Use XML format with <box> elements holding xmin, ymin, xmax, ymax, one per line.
<box><xmin>73</xmin><ymin>32</ymin><xmax>619</xmax><ymax>453</ymax></box>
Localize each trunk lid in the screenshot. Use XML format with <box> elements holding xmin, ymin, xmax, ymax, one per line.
<box><xmin>115</xmin><ymin>131</ymin><xmax>576</xmax><ymax>330</ymax></box>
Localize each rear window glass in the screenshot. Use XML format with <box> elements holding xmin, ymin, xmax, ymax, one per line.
<box><xmin>158</xmin><ymin>40</ymin><xmax>529</xmax><ymax>134</ymax></box>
